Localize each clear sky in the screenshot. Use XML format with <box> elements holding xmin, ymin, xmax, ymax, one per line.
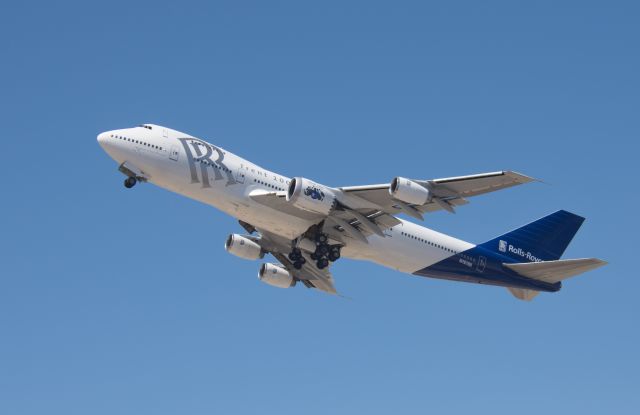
<box><xmin>0</xmin><ymin>1</ymin><xmax>638</xmax><ymax>414</ymax></box>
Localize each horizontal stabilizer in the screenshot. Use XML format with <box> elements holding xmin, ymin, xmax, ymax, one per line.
<box><xmin>504</xmin><ymin>258</ymin><xmax>607</xmax><ymax>284</ymax></box>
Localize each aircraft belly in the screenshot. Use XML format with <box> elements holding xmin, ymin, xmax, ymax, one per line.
<box><xmin>240</xmin><ymin>204</ymin><xmax>313</xmax><ymax>240</ymax></box>
<box><xmin>342</xmin><ymin>232</ymin><xmax>451</xmax><ymax>274</ymax></box>
<box><xmin>413</xmin><ymin>248</ymin><xmax>561</xmax><ymax>292</ymax></box>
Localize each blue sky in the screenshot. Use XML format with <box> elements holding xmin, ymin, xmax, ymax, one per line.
<box><xmin>0</xmin><ymin>1</ymin><xmax>638</xmax><ymax>413</ymax></box>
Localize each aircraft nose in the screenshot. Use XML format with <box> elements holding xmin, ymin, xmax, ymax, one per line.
<box><xmin>97</xmin><ymin>131</ymin><xmax>110</xmax><ymax>148</ymax></box>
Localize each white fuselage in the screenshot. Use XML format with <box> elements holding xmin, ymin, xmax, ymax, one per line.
<box><xmin>97</xmin><ymin>124</ymin><xmax>474</xmax><ymax>275</ymax></box>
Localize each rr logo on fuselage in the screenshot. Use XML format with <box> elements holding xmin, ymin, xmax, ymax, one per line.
<box><xmin>177</xmin><ymin>137</ymin><xmax>237</xmax><ymax>188</ymax></box>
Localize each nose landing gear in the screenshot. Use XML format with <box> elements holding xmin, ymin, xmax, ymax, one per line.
<box><xmin>124</xmin><ymin>177</ymin><xmax>137</xmax><ymax>188</ymax></box>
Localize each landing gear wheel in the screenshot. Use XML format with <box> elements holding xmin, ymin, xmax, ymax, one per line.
<box><xmin>328</xmin><ymin>246</ymin><xmax>341</xmax><ymax>262</ymax></box>
<box><xmin>288</xmin><ymin>248</ymin><xmax>302</xmax><ymax>262</ymax></box>
<box><xmin>316</xmin><ymin>257</ymin><xmax>329</xmax><ymax>269</ymax></box>
<box><xmin>315</xmin><ymin>233</ymin><xmax>328</xmax><ymax>244</ymax></box>
<box><xmin>293</xmin><ymin>261</ymin><xmax>304</xmax><ymax>270</ymax></box>
<box><xmin>124</xmin><ymin>177</ymin><xmax>137</xmax><ymax>188</ymax></box>
<box><xmin>315</xmin><ymin>244</ymin><xmax>329</xmax><ymax>257</ymax></box>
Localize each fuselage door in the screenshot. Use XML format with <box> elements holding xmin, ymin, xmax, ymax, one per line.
<box><xmin>235</xmin><ymin>167</ymin><xmax>245</xmax><ymax>184</ymax></box>
<box><xmin>169</xmin><ymin>145</ymin><xmax>179</xmax><ymax>161</ymax></box>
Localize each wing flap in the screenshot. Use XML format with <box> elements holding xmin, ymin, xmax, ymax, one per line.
<box><xmin>272</xmin><ymin>251</ymin><xmax>337</xmax><ymax>294</ymax></box>
<box><xmin>504</xmin><ymin>258</ymin><xmax>607</xmax><ymax>284</ymax></box>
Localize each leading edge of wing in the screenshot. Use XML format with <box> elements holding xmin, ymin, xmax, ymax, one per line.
<box><xmin>339</xmin><ymin>171</ymin><xmax>538</xmax><ymax>193</ymax></box>
<box><xmin>431</xmin><ymin>170</ymin><xmax>537</xmax><ymax>185</ymax></box>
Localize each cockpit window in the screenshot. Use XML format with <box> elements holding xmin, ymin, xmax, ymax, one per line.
<box><xmin>138</xmin><ymin>124</ymin><xmax>153</xmax><ymax>130</ymax></box>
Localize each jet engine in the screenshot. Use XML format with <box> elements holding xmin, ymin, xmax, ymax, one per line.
<box><xmin>225</xmin><ymin>234</ymin><xmax>264</xmax><ymax>260</ymax></box>
<box><xmin>286</xmin><ymin>177</ymin><xmax>337</xmax><ymax>216</ymax></box>
<box><xmin>258</xmin><ymin>263</ymin><xmax>296</xmax><ymax>288</ymax></box>
<box><xmin>389</xmin><ymin>177</ymin><xmax>431</xmax><ymax>205</ymax></box>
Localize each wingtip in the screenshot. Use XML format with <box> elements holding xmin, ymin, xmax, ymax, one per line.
<box><xmin>594</xmin><ymin>258</ymin><xmax>609</xmax><ymax>267</ymax></box>
<box><xmin>506</xmin><ymin>170</ymin><xmax>543</xmax><ymax>184</ymax></box>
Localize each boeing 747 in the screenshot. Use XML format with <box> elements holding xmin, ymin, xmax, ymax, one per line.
<box><xmin>98</xmin><ymin>124</ymin><xmax>606</xmax><ymax>300</ymax></box>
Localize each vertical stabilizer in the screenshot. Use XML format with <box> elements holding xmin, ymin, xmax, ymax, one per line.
<box><xmin>480</xmin><ymin>210</ymin><xmax>585</xmax><ymax>262</ymax></box>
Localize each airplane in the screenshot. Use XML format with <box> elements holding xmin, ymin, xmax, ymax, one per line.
<box><xmin>97</xmin><ymin>124</ymin><xmax>606</xmax><ymax>301</ymax></box>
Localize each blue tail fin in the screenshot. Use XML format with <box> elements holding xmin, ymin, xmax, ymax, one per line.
<box><xmin>480</xmin><ymin>210</ymin><xmax>585</xmax><ymax>262</ymax></box>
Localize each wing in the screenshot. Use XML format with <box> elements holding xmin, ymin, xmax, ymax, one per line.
<box><xmin>339</xmin><ymin>170</ymin><xmax>536</xmax><ymax>218</ymax></box>
<box><xmin>244</xmin><ymin>224</ymin><xmax>337</xmax><ymax>294</ymax></box>
<box><xmin>274</xmin><ymin>250</ymin><xmax>337</xmax><ymax>294</ymax></box>
<box><xmin>249</xmin><ymin>171</ymin><xmax>535</xmax><ymax>246</ymax></box>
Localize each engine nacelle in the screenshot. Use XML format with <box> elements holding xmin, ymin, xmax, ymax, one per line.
<box><xmin>286</xmin><ymin>177</ymin><xmax>337</xmax><ymax>216</ymax></box>
<box><xmin>389</xmin><ymin>177</ymin><xmax>431</xmax><ymax>205</ymax></box>
<box><xmin>258</xmin><ymin>263</ymin><xmax>296</xmax><ymax>288</ymax></box>
<box><xmin>225</xmin><ymin>234</ymin><xmax>264</xmax><ymax>260</ymax></box>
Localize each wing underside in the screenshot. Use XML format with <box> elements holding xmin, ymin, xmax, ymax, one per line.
<box><xmin>247</xmin><ymin>225</ymin><xmax>338</xmax><ymax>294</ymax></box>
